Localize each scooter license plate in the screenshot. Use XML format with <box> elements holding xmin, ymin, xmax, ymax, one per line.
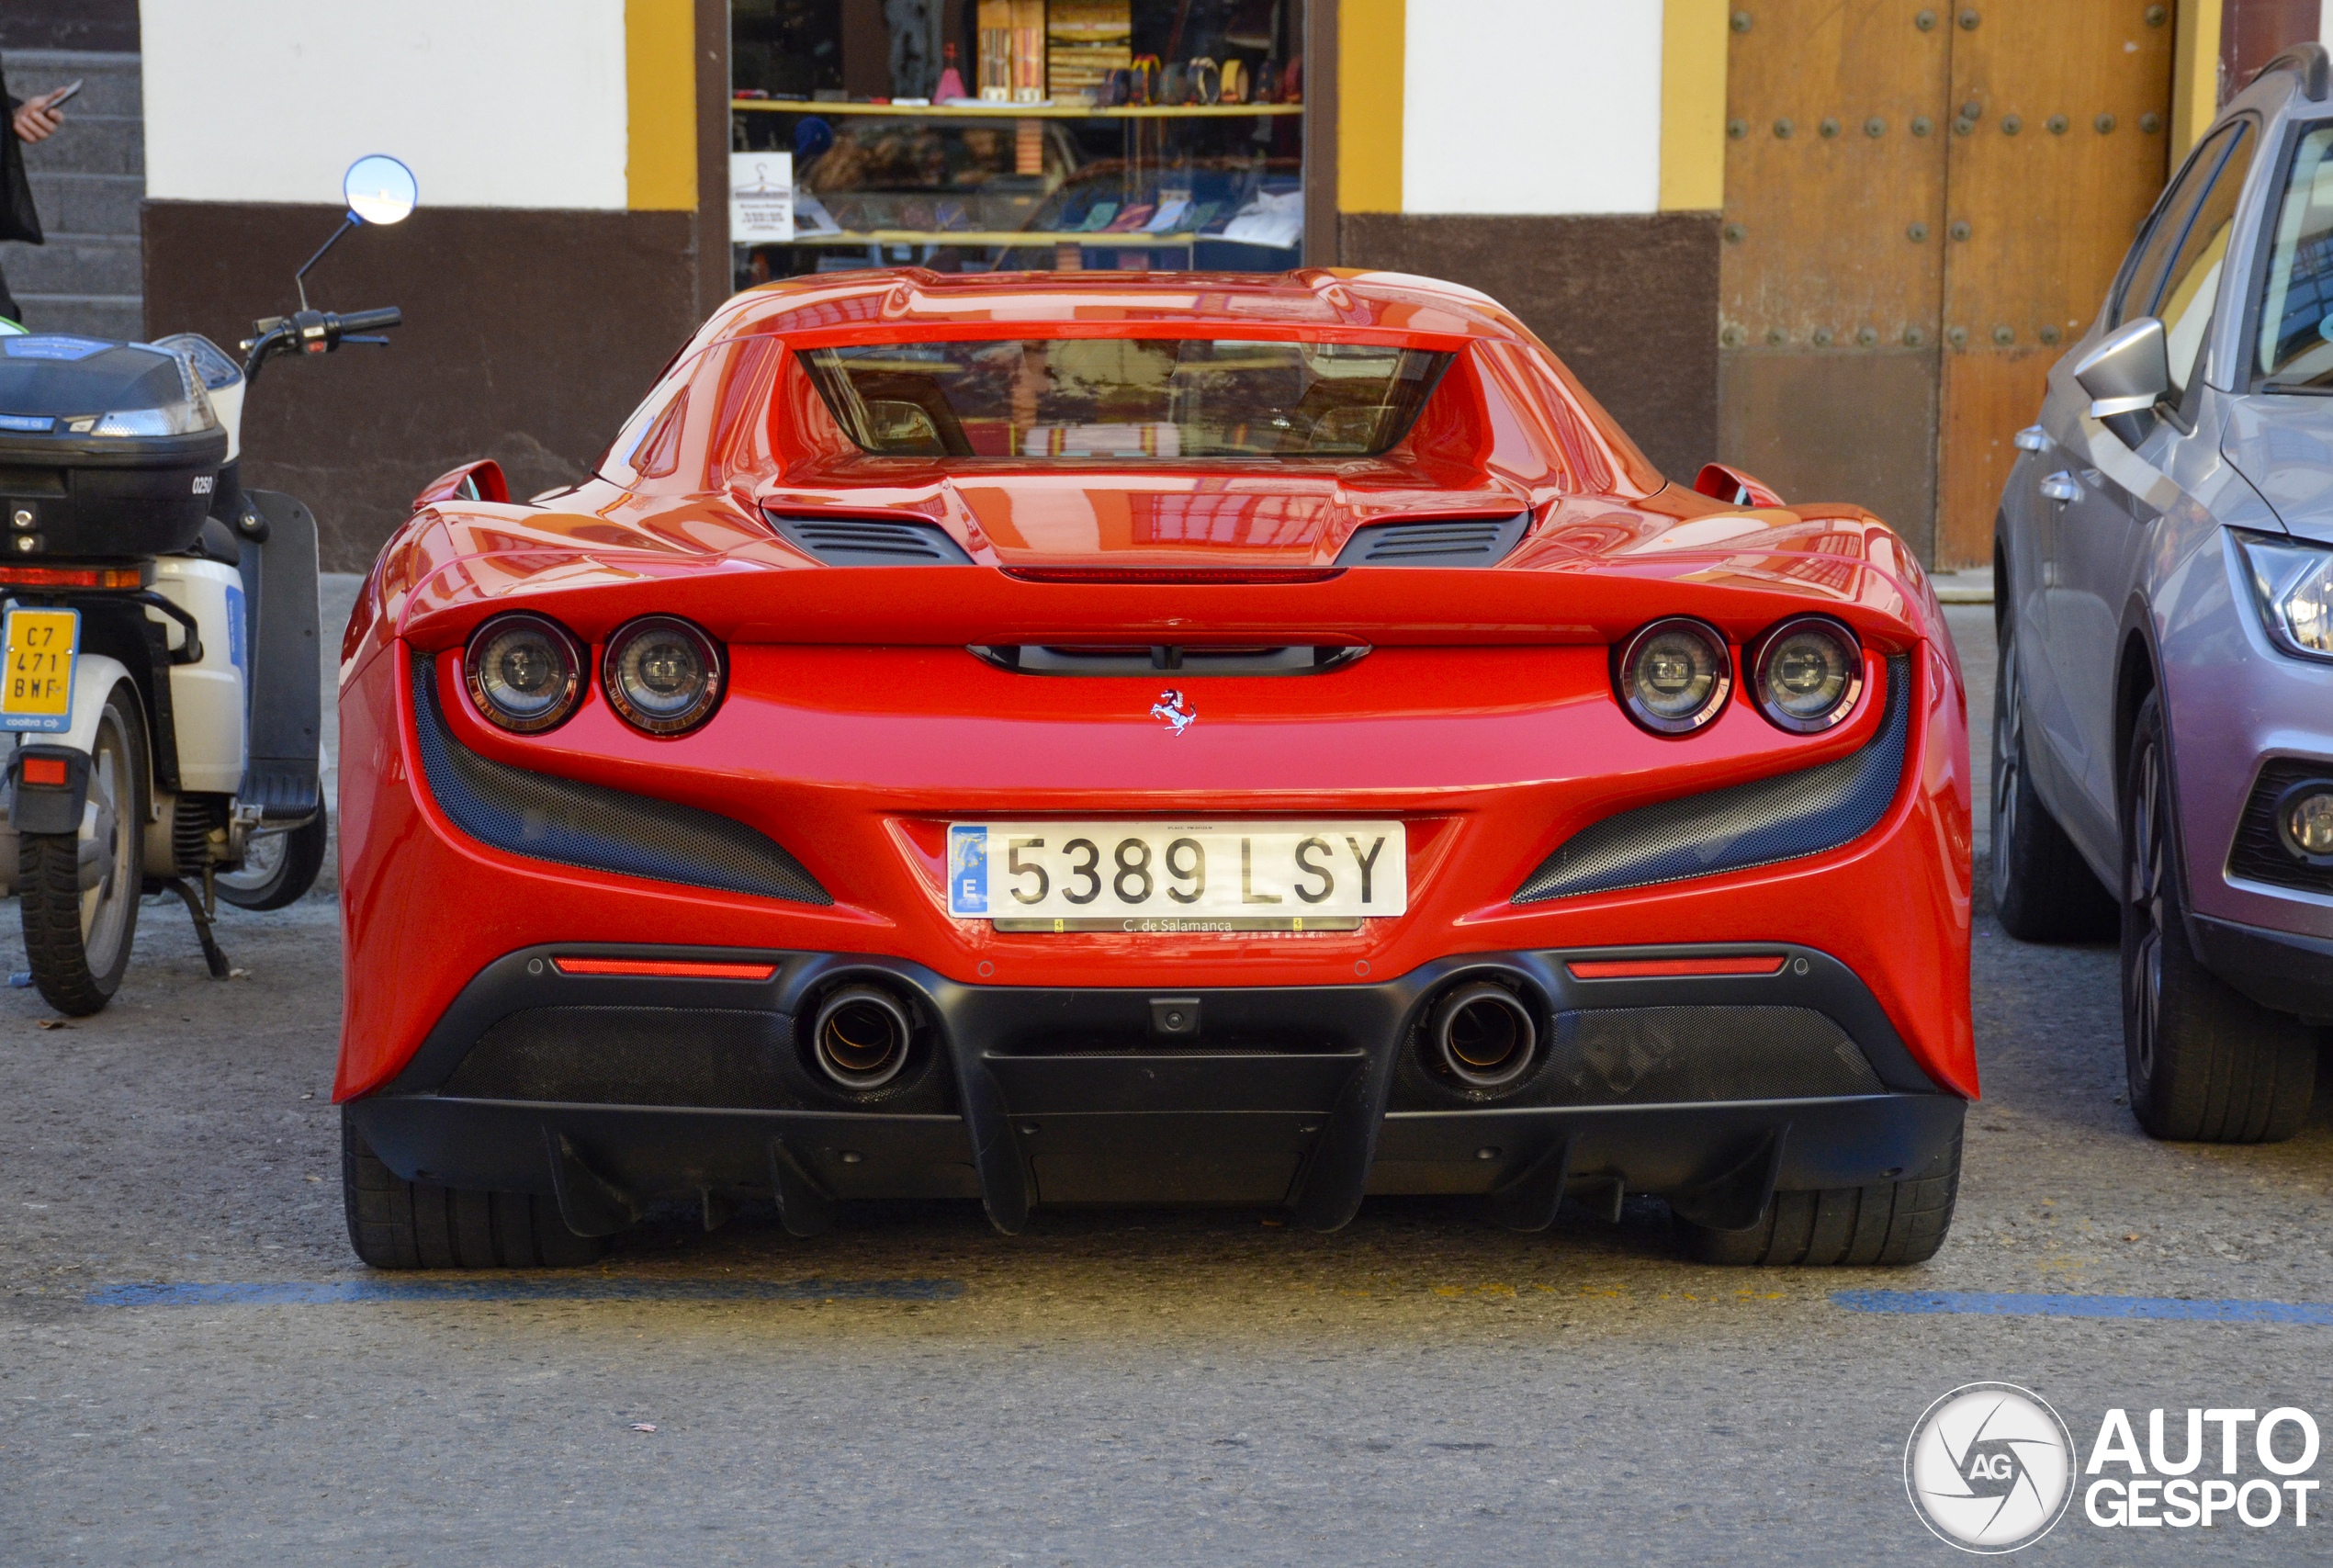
<box><xmin>0</xmin><ymin>606</ymin><xmax>77</xmax><ymax>733</ymax></box>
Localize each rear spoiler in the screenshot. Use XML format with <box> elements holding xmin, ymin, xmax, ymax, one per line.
<box><xmin>389</xmin><ymin>548</ymin><xmax>1935</xmax><ymax>657</ymax></box>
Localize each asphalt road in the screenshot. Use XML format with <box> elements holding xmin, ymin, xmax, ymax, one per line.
<box><xmin>5</xmin><ymin>604</ymin><xmax>2331</xmax><ymax>1566</ymax></box>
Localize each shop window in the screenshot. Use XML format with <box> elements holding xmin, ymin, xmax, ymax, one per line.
<box><xmin>730</xmin><ymin>0</ymin><xmax>1307</xmax><ymax>286</ymax></box>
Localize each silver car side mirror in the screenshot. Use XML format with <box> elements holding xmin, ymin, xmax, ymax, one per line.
<box><xmin>2074</xmin><ymin>317</ymin><xmax>2170</xmax><ymax>448</ymax></box>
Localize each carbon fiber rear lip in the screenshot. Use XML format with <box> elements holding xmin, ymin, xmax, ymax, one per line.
<box><xmin>354</xmin><ymin>938</ymin><xmax>1961</xmax><ymax>1235</ymax></box>
<box><xmin>410</xmin><ymin>656</ymin><xmax>830</xmax><ymax>905</ymax></box>
<box><xmin>1514</xmin><ymin>655</ymin><xmax>1914</xmax><ymax>902</ymax></box>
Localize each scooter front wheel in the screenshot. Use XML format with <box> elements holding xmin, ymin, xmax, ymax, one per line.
<box><xmin>214</xmin><ymin>804</ymin><xmax>328</xmax><ymax>911</ymax></box>
<box><xmin>20</xmin><ymin>681</ymin><xmax>147</xmax><ymax>1015</ymax></box>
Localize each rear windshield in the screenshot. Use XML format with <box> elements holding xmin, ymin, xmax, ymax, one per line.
<box><xmin>798</xmin><ymin>338</ymin><xmax>1450</xmax><ymax>458</ymax></box>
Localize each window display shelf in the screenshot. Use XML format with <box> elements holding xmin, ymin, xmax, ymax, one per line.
<box><xmin>734</xmin><ymin>100</ymin><xmax>1302</xmax><ymax>118</ymax></box>
<box><xmin>728</xmin><ymin>0</ymin><xmax>1310</xmax><ymax>284</ymax></box>
<box><xmin>795</xmin><ymin>229</ymin><xmax>1204</xmax><ymax>244</ymax></box>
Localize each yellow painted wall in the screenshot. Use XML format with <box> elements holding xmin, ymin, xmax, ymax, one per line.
<box><xmin>1659</xmin><ymin>0</ymin><xmax>1727</xmax><ymax>210</ymax></box>
<box><xmin>1338</xmin><ymin>0</ymin><xmax>1404</xmax><ymax>213</ymax></box>
<box><xmin>2172</xmin><ymin>0</ymin><xmax>2224</xmax><ymax>161</ymax></box>
<box><xmin>627</xmin><ymin>0</ymin><xmax>698</xmax><ymax>210</ymax></box>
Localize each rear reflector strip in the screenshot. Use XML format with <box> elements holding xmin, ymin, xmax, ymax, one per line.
<box><xmin>20</xmin><ymin>757</ymin><xmax>66</xmax><ymax>786</ymax></box>
<box><xmin>0</xmin><ymin>565</ymin><xmax>141</xmax><ymax>588</ymax></box>
<box><xmin>1566</xmin><ymin>955</ymin><xmax>1786</xmax><ymax>980</ymax></box>
<box><xmin>551</xmin><ymin>957</ymin><xmax>777</xmax><ymax>980</ymax></box>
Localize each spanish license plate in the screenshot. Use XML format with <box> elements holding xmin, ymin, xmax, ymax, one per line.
<box><xmin>0</xmin><ymin>606</ymin><xmax>77</xmax><ymax>733</ymax></box>
<box><xmin>948</xmin><ymin>821</ymin><xmax>1406</xmax><ymax>931</ymax></box>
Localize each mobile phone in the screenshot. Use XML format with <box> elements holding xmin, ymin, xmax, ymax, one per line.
<box><xmin>41</xmin><ymin>81</ymin><xmax>82</xmax><ymax>109</ymax></box>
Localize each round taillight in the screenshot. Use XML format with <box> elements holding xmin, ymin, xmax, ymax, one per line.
<box><xmin>1752</xmin><ymin>615</ymin><xmax>1864</xmax><ymax>733</ymax></box>
<box><xmin>603</xmin><ymin>615</ymin><xmax>724</xmax><ymax>736</ymax></box>
<box><xmin>1615</xmin><ymin>617</ymin><xmax>1732</xmax><ymax>735</ymax></box>
<box><xmin>464</xmin><ymin>613</ymin><xmax>583</xmax><ymax>733</ymax></box>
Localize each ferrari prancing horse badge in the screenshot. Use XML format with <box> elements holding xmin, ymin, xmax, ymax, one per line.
<box><xmin>1150</xmin><ymin>689</ymin><xmax>1195</xmax><ymax>736</ymax></box>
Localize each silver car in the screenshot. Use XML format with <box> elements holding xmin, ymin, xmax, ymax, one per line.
<box><xmin>1994</xmin><ymin>44</ymin><xmax>2333</xmax><ymax>1144</ymax></box>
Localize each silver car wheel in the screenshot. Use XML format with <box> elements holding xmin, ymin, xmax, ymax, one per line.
<box><xmin>2126</xmin><ymin>736</ymin><xmax>2166</xmax><ymax>1088</ymax></box>
<box><xmin>1989</xmin><ymin>633</ymin><xmax>2023</xmax><ymax>906</ymax></box>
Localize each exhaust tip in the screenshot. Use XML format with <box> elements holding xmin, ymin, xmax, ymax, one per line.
<box><xmin>1427</xmin><ymin>981</ymin><xmax>1538</xmax><ymax>1090</ymax></box>
<box><xmin>810</xmin><ymin>985</ymin><xmax>914</xmax><ymax>1090</ymax></box>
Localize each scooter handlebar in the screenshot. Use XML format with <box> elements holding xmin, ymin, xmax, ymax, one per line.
<box><xmin>335</xmin><ymin>307</ymin><xmax>401</xmax><ymax>333</ymax></box>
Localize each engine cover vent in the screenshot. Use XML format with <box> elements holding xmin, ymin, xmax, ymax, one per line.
<box><xmin>767</xmin><ymin>513</ymin><xmax>973</xmax><ymax>565</ymax></box>
<box><xmin>969</xmin><ymin>644</ymin><xmax>1368</xmax><ymax>676</ymax></box>
<box><xmin>1335</xmin><ymin>513</ymin><xmax>1529</xmax><ymax>567</ymax></box>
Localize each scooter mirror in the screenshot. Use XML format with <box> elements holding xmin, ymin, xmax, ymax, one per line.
<box><xmin>344</xmin><ymin>155</ymin><xmax>417</xmax><ymax>225</ymax></box>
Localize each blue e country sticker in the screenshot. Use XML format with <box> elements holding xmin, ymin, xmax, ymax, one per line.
<box><xmin>0</xmin><ymin>606</ymin><xmax>78</xmax><ymax>733</ymax></box>
<box><xmin>947</xmin><ymin>824</ymin><xmax>988</xmax><ymax>916</ymax></box>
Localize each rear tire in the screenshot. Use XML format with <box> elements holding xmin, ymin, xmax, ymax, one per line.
<box><xmin>342</xmin><ymin>1108</ymin><xmax>606</xmax><ymax>1269</ymax></box>
<box><xmin>19</xmin><ymin>681</ymin><xmax>147</xmax><ymax>1016</ymax></box>
<box><xmin>1677</xmin><ymin>1133</ymin><xmax>1961</xmax><ymax>1266</ymax></box>
<box><xmin>1990</xmin><ymin>618</ymin><xmax>2116</xmax><ymax>941</ymax></box>
<box><xmin>215</xmin><ymin>805</ymin><xmax>328</xmax><ymax>911</ymax></box>
<box><xmin>2121</xmin><ymin>693</ymin><xmax>2317</xmax><ymax>1142</ymax></box>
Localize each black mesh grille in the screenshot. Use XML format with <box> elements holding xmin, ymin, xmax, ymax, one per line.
<box><xmin>767</xmin><ymin>513</ymin><xmax>973</xmax><ymax>565</ymax></box>
<box><xmin>1386</xmin><ymin>1001</ymin><xmax>1886</xmax><ymax>1110</ymax></box>
<box><xmin>1334</xmin><ymin>514</ymin><xmax>1528</xmax><ymax>567</ymax></box>
<box><xmin>1540</xmin><ymin>1005</ymin><xmax>1881</xmax><ymax>1105</ymax></box>
<box><xmin>2227</xmin><ymin>759</ymin><xmax>2333</xmax><ymax>894</ymax></box>
<box><xmin>439</xmin><ymin>1003</ymin><xmax>956</xmax><ymax>1112</ymax></box>
<box><xmin>1514</xmin><ymin>656</ymin><xmax>1911</xmax><ymax>902</ymax></box>
<box><xmin>444</xmin><ymin>1007</ymin><xmax>808</xmax><ymax>1107</ymax></box>
<box><xmin>411</xmin><ymin>659</ymin><xmax>831</xmax><ymax>904</ymax></box>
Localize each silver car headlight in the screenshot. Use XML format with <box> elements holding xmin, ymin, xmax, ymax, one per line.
<box><xmin>2234</xmin><ymin>530</ymin><xmax>2333</xmax><ymax>660</ymax></box>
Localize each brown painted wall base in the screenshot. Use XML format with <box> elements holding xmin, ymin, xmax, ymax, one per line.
<box><xmin>0</xmin><ymin>0</ymin><xmax>137</xmax><ymax>51</ymax></box>
<box><xmin>143</xmin><ymin>202</ymin><xmax>715</xmax><ymax>571</ymax></box>
<box><xmin>1338</xmin><ymin>212</ymin><xmax>1719</xmax><ymax>485</ymax></box>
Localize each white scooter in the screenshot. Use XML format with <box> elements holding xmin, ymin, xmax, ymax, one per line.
<box><xmin>0</xmin><ymin>155</ymin><xmax>414</xmax><ymax>1014</ymax></box>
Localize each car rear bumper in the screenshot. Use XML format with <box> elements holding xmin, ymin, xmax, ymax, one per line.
<box><xmin>346</xmin><ymin>940</ymin><xmax>1967</xmax><ymax>1235</ymax></box>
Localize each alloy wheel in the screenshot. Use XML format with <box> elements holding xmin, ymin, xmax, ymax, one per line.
<box><xmin>2124</xmin><ymin>736</ymin><xmax>2166</xmax><ymax>1089</ymax></box>
<box><xmin>77</xmin><ymin>706</ymin><xmax>137</xmax><ymax>978</ymax></box>
<box><xmin>1989</xmin><ymin>637</ymin><xmax>2023</xmax><ymax>906</ymax></box>
<box><xmin>216</xmin><ymin>829</ymin><xmax>287</xmax><ymax>896</ymax></box>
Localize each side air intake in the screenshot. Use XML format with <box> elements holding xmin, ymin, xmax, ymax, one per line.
<box><xmin>411</xmin><ymin>658</ymin><xmax>831</xmax><ymax>905</ymax></box>
<box><xmin>767</xmin><ymin>513</ymin><xmax>974</xmax><ymax>565</ymax></box>
<box><xmin>1335</xmin><ymin>513</ymin><xmax>1529</xmax><ymax>567</ymax></box>
<box><xmin>1514</xmin><ymin>657</ymin><xmax>1911</xmax><ymax>902</ymax></box>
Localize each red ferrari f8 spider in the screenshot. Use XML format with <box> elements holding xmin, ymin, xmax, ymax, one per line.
<box><xmin>337</xmin><ymin>268</ymin><xmax>1971</xmax><ymax>1269</ymax></box>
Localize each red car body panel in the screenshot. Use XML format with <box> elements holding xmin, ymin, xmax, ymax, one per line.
<box><xmin>335</xmin><ymin>267</ymin><xmax>1972</xmax><ymax>1231</ymax></box>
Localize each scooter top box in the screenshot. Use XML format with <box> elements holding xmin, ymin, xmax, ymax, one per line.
<box><xmin>0</xmin><ymin>334</ymin><xmax>228</xmax><ymax>560</ymax></box>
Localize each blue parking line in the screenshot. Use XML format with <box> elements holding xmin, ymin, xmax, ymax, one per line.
<box><xmin>85</xmin><ymin>1277</ymin><xmax>964</xmax><ymax>1307</ymax></box>
<box><xmin>1834</xmin><ymin>1290</ymin><xmax>2333</xmax><ymax>1325</ymax></box>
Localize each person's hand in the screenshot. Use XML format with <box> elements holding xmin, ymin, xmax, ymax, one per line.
<box><xmin>12</xmin><ymin>91</ymin><xmax>65</xmax><ymax>144</ymax></box>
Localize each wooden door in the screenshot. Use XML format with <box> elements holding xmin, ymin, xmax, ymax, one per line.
<box><xmin>1719</xmin><ymin>2</ymin><xmax>2173</xmax><ymax>568</ymax></box>
<box><xmin>1720</xmin><ymin>1</ymin><xmax>1951</xmax><ymax>559</ymax></box>
<box><xmin>1936</xmin><ymin>6</ymin><xmax>2174</xmax><ymax>568</ymax></box>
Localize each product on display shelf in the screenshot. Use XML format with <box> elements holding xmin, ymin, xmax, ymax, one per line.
<box><xmin>934</xmin><ymin>40</ymin><xmax>969</xmax><ymax>103</ymax></box>
<box><xmin>1218</xmin><ymin>186</ymin><xmax>1302</xmax><ymax>248</ymax></box>
<box><xmin>977</xmin><ymin>0</ymin><xmax>1044</xmax><ymax>104</ymax></box>
<box><xmin>1046</xmin><ymin>1</ymin><xmax>1132</xmax><ymax>106</ymax></box>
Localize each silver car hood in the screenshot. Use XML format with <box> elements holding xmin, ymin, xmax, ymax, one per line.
<box><xmin>2222</xmin><ymin>392</ymin><xmax>2333</xmax><ymax>543</ymax></box>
